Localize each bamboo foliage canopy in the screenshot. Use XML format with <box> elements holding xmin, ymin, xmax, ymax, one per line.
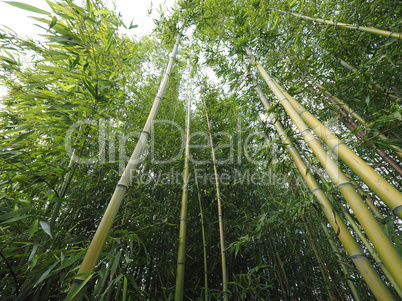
<box><xmin>0</xmin><ymin>0</ymin><xmax>401</xmax><ymax>300</ymax></box>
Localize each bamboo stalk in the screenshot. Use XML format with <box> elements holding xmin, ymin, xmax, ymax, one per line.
<box><xmin>279</xmin><ymin>10</ymin><xmax>402</xmax><ymax>39</ymax></box>
<box><xmin>250</xmin><ymin>74</ymin><xmax>395</xmax><ymax>300</ymax></box>
<box><xmin>342</xmin><ymin>210</ymin><xmax>402</xmax><ymax>298</ymax></box>
<box><xmin>67</xmin><ymin>32</ymin><xmax>183</xmax><ymax>301</ymax></box>
<box><xmin>272</xmin><ymin>237</ymin><xmax>294</xmax><ymax>300</ymax></box>
<box><xmin>247</xmin><ymin>49</ymin><xmax>402</xmax><ymax>291</ymax></box>
<box><xmin>268</xmin><ymin>238</ymin><xmax>293</xmax><ymax>300</ymax></box>
<box><xmin>194</xmin><ymin>166</ymin><xmax>208</xmax><ymax>301</ymax></box>
<box><xmin>302</xmin><ymin>219</ymin><xmax>336</xmax><ymax>300</ymax></box>
<box><xmin>321</xmin><ymin>222</ymin><xmax>362</xmax><ymax>301</ymax></box>
<box><xmin>204</xmin><ymin>102</ymin><xmax>229</xmax><ymax>300</ymax></box>
<box><xmin>175</xmin><ymin>71</ymin><xmax>192</xmax><ymax>301</ymax></box>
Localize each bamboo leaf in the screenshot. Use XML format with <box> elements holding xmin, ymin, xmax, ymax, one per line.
<box><xmin>63</xmin><ymin>274</ymin><xmax>93</xmax><ymax>301</ymax></box>
<box><xmin>49</xmin><ymin>16</ymin><xmax>57</xmax><ymax>29</ymax></box>
<box><xmin>34</xmin><ymin>261</ymin><xmax>58</xmax><ymax>287</ymax></box>
<box><xmin>94</xmin><ymin>9</ymin><xmax>112</xmax><ymax>15</ymax></box>
<box><xmin>4</xmin><ymin>1</ymin><xmax>51</xmax><ymax>15</ymax></box>
<box><xmin>122</xmin><ymin>276</ymin><xmax>127</xmax><ymax>301</ymax></box>
<box><xmin>40</xmin><ymin>219</ymin><xmax>52</xmax><ymax>238</ymax></box>
<box><xmin>28</xmin><ymin>219</ymin><xmax>39</xmax><ymax>237</ymax></box>
<box><xmin>110</xmin><ymin>250</ymin><xmax>121</xmax><ymax>277</ymax></box>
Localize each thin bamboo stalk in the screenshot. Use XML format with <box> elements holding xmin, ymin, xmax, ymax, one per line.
<box><xmin>251</xmin><ymin>75</ymin><xmax>395</xmax><ymax>300</ymax></box>
<box><xmin>194</xmin><ymin>166</ymin><xmax>208</xmax><ymax>301</ymax></box>
<box><xmin>342</xmin><ymin>210</ymin><xmax>402</xmax><ymax>297</ymax></box>
<box><xmin>204</xmin><ymin>102</ymin><xmax>229</xmax><ymax>300</ymax></box>
<box><xmin>302</xmin><ymin>219</ymin><xmax>336</xmax><ymax>301</ymax></box>
<box><xmin>272</xmin><ymin>237</ymin><xmax>294</xmax><ymax>300</ymax></box>
<box><xmin>247</xmin><ymin>49</ymin><xmax>402</xmax><ymax>291</ymax></box>
<box><xmin>279</xmin><ymin>10</ymin><xmax>402</xmax><ymax>39</ymax></box>
<box><xmin>268</xmin><ymin>238</ymin><xmax>292</xmax><ymax>300</ymax></box>
<box><xmin>321</xmin><ymin>222</ymin><xmax>362</xmax><ymax>301</ymax></box>
<box><xmin>67</xmin><ymin>32</ymin><xmax>183</xmax><ymax>301</ymax></box>
<box><xmin>175</xmin><ymin>72</ymin><xmax>192</xmax><ymax>301</ymax></box>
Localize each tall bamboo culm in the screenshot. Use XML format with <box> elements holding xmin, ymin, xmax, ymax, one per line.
<box><xmin>194</xmin><ymin>166</ymin><xmax>208</xmax><ymax>301</ymax></box>
<box><xmin>175</xmin><ymin>71</ymin><xmax>192</xmax><ymax>301</ymax></box>
<box><xmin>320</xmin><ymin>222</ymin><xmax>362</xmax><ymax>301</ymax></box>
<box><xmin>250</xmin><ymin>74</ymin><xmax>395</xmax><ymax>300</ymax></box>
<box><xmin>279</xmin><ymin>10</ymin><xmax>402</xmax><ymax>39</ymax></box>
<box><xmin>246</xmin><ymin>49</ymin><xmax>402</xmax><ymax>292</ymax></box>
<box><xmin>204</xmin><ymin>102</ymin><xmax>229</xmax><ymax>300</ymax></box>
<box><xmin>67</xmin><ymin>32</ymin><xmax>183</xmax><ymax>301</ymax></box>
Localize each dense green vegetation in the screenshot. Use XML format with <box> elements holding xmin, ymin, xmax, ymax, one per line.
<box><xmin>0</xmin><ymin>0</ymin><xmax>401</xmax><ymax>300</ymax></box>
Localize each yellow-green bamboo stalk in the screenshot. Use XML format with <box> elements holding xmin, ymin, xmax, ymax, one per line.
<box><xmin>275</xmin><ymin>80</ymin><xmax>402</xmax><ymax>217</ymax></box>
<box><xmin>251</xmin><ymin>75</ymin><xmax>395</xmax><ymax>300</ymax></box>
<box><xmin>321</xmin><ymin>222</ymin><xmax>362</xmax><ymax>301</ymax></box>
<box><xmin>204</xmin><ymin>103</ymin><xmax>229</xmax><ymax>300</ymax></box>
<box><xmin>67</xmin><ymin>32</ymin><xmax>183</xmax><ymax>301</ymax></box>
<box><xmin>194</xmin><ymin>166</ymin><xmax>208</xmax><ymax>301</ymax></box>
<box><xmin>175</xmin><ymin>74</ymin><xmax>192</xmax><ymax>301</ymax></box>
<box><xmin>246</xmin><ymin>49</ymin><xmax>402</xmax><ymax>291</ymax></box>
<box><xmin>342</xmin><ymin>210</ymin><xmax>402</xmax><ymax>297</ymax></box>
<box><xmin>279</xmin><ymin>10</ymin><xmax>402</xmax><ymax>39</ymax></box>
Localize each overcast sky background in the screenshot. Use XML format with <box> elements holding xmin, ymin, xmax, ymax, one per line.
<box><xmin>0</xmin><ymin>0</ymin><xmax>176</xmax><ymax>39</ymax></box>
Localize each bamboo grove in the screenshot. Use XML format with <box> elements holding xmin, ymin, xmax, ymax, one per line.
<box><xmin>0</xmin><ymin>0</ymin><xmax>401</xmax><ymax>300</ymax></box>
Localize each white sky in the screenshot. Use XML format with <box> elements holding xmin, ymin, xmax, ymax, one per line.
<box><xmin>0</xmin><ymin>0</ymin><xmax>176</xmax><ymax>39</ymax></box>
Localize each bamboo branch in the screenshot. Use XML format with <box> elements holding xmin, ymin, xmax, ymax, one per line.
<box><xmin>280</xmin><ymin>10</ymin><xmax>402</xmax><ymax>39</ymax></box>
